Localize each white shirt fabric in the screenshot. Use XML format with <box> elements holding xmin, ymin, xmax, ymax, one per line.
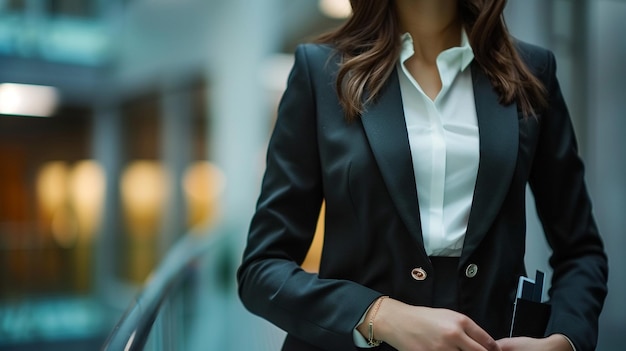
<box><xmin>398</xmin><ymin>30</ymin><xmax>478</xmax><ymax>257</ymax></box>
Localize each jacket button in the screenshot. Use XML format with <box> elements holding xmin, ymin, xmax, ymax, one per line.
<box><xmin>465</xmin><ymin>264</ymin><xmax>478</xmax><ymax>278</ymax></box>
<box><xmin>411</xmin><ymin>267</ymin><xmax>427</xmax><ymax>281</ymax></box>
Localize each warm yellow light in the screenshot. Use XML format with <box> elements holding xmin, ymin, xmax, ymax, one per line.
<box><xmin>36</xmin><ymin>161</ymin><xmax>76</xmax><ymax>247</ymax></box>
<box><xmin>68</xmin><ymin>160</ymin><xmax>106</xmax><ymax>242</ymax></box>
<box><xmin>50</xmin><ymin>208</ymin><xmax>77</xmax><ymax>248</ymax></box>
<box><xmin>121</xmin><ymin>161</ymin><xmax>169</xmax><ymax>238</ymax></box>
<box><xmin>182</xmin><ymin>161</ymin><xmax>225</xmax><ymax>230</ymax></box>
<box><xmin>319</xmin><ymin>0</ymin><xmax>352</xmax><ymax>19</ymax></box>
<box><xmin>0</xmin><ymin>83</ymin><xmax>59</xmax><ymax>117</ymax></box>
<box><xmin>302</xmin><ymin>202</ymin><xmax>325</xmax><ymax>273</ymax></box>
<box><xmin>36</xmin><ymin>160</ymin><xmax>107</xmax><ymax>247</ymax></box>
<box><xmin>36</xmin><ymin>162</ymin><xmax>70</xmax><ymax>216</ymax></box>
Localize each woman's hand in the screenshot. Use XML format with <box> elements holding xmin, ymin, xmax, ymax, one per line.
<box><xmin>358</xmin><ymin>297</ymin><xmax>501</xmax><ymax>351</ymax></box>
<box><xmin>496</xmin><ymin>334</ymin><xmax>574</xmax><ymax>351</ymax></box>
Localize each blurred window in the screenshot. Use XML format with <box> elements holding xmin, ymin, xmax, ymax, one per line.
<box><xmin>0</xmin><ymin>106</ymin><xmax>95</xmax><ymax>298</ymax></box>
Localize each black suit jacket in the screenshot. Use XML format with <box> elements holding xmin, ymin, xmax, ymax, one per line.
<box><xmin>237</xmin><ymin>41</ymin><xmax>608</xmax><ymax>351</ymax></box>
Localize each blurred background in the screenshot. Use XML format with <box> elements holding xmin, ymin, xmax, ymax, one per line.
<box><xmin>0</xmin><ymin>0</ymin><xmax>623</xmax><ymax>350</ymax></box>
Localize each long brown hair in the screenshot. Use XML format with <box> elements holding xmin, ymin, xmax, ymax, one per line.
<box><xmin>316</xmin><ymin>0</ymin><xmax>547</xmax><ymax>120</ymax></box>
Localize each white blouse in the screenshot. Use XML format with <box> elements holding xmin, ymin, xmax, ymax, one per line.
<box><xmin>397</xmin><ymin>30</ymin><xmax>479</xmax><ymax>257</ymax></box>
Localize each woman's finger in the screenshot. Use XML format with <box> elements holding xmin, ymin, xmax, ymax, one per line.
<box><xmin>462</xmin><ymin>320</ymin><xmax>501</xmax><ymax>351</ymax></box>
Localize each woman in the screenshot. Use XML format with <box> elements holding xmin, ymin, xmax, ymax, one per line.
<box><xmin>237</xmin><ymin>0</ymin><xmax>608</xmax><ymax>350</ymax></box>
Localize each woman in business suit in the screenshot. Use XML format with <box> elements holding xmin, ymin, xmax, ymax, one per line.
<box><xmin>237</xmin><ymin>0</ymin><xmax>608</xmax><ymax>350</ymax></box>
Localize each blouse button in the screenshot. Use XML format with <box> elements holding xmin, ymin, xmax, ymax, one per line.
<box><xmin>411</xmin><ymin>267</ymin><xmax>427</xmax><ymax>281</ymax></box>
<box><xmin>465</xmin><ymin>264</ymin><xmax>479</xmax><ymax>278</ymax></box>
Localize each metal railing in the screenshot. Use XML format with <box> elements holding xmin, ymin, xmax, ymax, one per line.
<box><xmin>101</xmin><ymin>224</ymin><xmax>232</xmax><ymax>351</ymax></box>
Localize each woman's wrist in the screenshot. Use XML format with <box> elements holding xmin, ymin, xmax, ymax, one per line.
<box><xmin>357</xmin><ymin>296</ymin><xmax>392</xmax><ymax>345</ymax></box>
<box><xmin>363</xmin><ymin>297</ymin><xmax>411</xmax><ymax>345</ymax></box>
<box><xmin>547</xmin><ymin>334</ymin><xmax>575</xmax><ymax>351</ymax></box>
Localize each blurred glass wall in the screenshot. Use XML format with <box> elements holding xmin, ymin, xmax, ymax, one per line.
<box><xmin>0</xmin><ymin>0</ymin><xmax>623</xmax><ymax>350</ymax></box>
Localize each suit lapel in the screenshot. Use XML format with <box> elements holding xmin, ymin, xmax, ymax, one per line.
<box><xmin>460</xmin><ymin>63</ymin><xmax>519</xmax><ymax>266</ymax></box>
<box><xmin>360</xmin><ymin>64</ymin><xmax>519</xmax><ymax>262</ymax></box>
<box><xmin>360</xmin><ymin>68</ymin><xmax>426</xmax><ymax>254</ymax></box>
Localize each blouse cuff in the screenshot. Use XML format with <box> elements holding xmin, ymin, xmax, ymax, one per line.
<box><xmin>353</xmin><ymin>304</ymin><xmax>375</xmax><ymax>348</ymax></box>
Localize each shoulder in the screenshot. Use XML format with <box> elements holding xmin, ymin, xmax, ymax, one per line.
<box><xmin>291</xmin><ymin>43</ymin><xmax>341</xmax><ymax>86</ymax></box>
<box><xmin>295</xmin><ymin>42</ymin><xmax>337</xmax><ymax>61</ymax></box>
<box><xmin>513</xmin><ymin>38</ymin><xmax>552</xmax><ymax>65</ymax></box>
<box><xmin>512</xmin><ymin>38</ymin><xmax>556</xmax><ymax>85</ymax></box>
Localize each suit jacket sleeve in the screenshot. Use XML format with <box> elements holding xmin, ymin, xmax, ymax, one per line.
<box><xmin>528</xmin><ymin>49</ymin><xmax>608</xmax><ymax>351</ymax></box>
<box><xmin>236</xmin><ymin>44</ymin><xmax>382</xmax><ymax>350</ymax></box>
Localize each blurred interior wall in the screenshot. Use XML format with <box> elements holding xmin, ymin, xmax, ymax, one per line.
<box><xmin>207</xmin><ymin>2</ymin><xmax>287</xmax><ymax>348</ymax></box>
<box><xmin>106</xmin><ymin>0</ymin><xmax>288</xmax><ymax>348</ymax></box>
<box><xmin>506</xmin><ymin>1</ymin><xmax>626</xmax><ymax>349</ymax></box>
<box><xmin>586</xmin><ymin>1</ymin><xmax>626</xmax><ymax>348</ymax></box>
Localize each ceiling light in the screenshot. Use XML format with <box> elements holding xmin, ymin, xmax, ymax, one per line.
<box><xmin>319</xmin><ymin>0</ymin><xmax>352</xmax><ymax>19</ymax></box>
<box><xmin>0</xmin><ymin>83</ymin><xmax>59</xmax><ymax>117</ymax></box>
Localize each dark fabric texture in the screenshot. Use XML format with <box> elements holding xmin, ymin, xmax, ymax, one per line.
<box><xmin>430</xmin><ymin>257</ymin><xmax>460</xmax><ymax>310</ymax></box>
<box><xmin>237</xmin><ymin>40</ymin><xmax>608</xmax><ymax>351</ymax></box>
